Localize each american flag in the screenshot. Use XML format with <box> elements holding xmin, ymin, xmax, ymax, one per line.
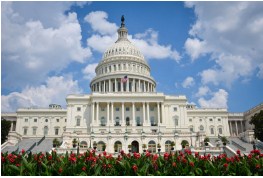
<box><xmin>121</xmin><ymin>75</ymin><xmax>128</xmax><ymax>83</ymax></box>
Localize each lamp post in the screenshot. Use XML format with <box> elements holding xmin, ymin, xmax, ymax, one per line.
<box><xmin>77</xmin><ymin>137</ymin><xmax>80</xmax><ymax>155</ymax></box>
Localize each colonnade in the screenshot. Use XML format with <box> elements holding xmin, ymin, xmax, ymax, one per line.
<box><xmin>91</xmin><ymin>102</ymin><xmax>164</xmax><ymax>127</ymax></box>
<box><xmin>228</xmin><ymin>120</ymin><xmax>245</xmax><ymax>136</ymax></box>
<box><xmin>91</xmin><ymin>78</ymin><xmax>155</xmax><ymax>93</ymax></box>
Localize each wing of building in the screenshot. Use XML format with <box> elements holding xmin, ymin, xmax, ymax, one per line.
<box><xmin>2</xmin><ymin>17</ymin><xmax>262</xmax><ymax>154</ymax></box>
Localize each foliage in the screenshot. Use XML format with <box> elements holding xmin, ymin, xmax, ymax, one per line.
<box><xmin>221</xmin><ymin>137</ymin><xmax>229</xmax><ymax>144</ymax></box>
<box><xmin>250</xmin><ymin>110</ymin><xmax>263</xmax><ymax>141</ymax></box>
<box><xmin>128</xmin><ymin>145</ymin><xmax>132</xmax><ymax>149</ymax></box>
<box><xmin>171</xmin><ymin>141</ymin><xmax>175</xmax><ymax>147</ymax></box>
<box><xmin>181</xmin><ymin>140</ymin><xmax>189</xmax><ymax>147</ymax></box>
<box><xmin>52</xmin><ymin>139</ymin><xmax>60</xmax><ymax>147</ymax></box>
<box><xmin>2</xmin><ymin>149</ymin><xmax>263</xmax><ymax>176</ymax></box>
<box><xmin>1</xmin><ymin>119</ymin><xmax>11</xmax><ymax>143</ymax></box>
<box><xmin>142</xmin><ymin>144</ymin><xmax>147</xmax><ymax>149</ymax></box>
<box><xmin>204</xmin><ymin>137</ymin><xmax>210</xmax><ymax>143</ymax></box>
<box><xmin>157</xmin><ymin>143</ymin><xmax>161</xmax><ymax>148</ymax></box>
<box><xmin>93</xmin><ymin>141</ymin><xmax>97</xmax><ymax>147</ymax></box>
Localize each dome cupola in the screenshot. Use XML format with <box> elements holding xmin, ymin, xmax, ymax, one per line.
<box><xmin>90</xmin><ymin>16</ymin><xmax>156</xmax><ymax>94</ymax></box>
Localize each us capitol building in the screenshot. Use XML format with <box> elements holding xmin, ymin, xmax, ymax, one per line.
<box><xmin>2</xmin><ymin>17</ymin><xmax>262</xmax><ymax>154</ymax></box>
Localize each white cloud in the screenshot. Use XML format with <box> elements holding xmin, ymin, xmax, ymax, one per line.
<box><xmin>195</xmin><ymin>86</ymin><xmax>211</xmax><ymax>97</ymax></box>
<box><xmin>82</xmin><ymin>63</ymin><xmax>98</xmax><ymax>80</ymax></box>
<box><xmin>182</xmin><ymin>77</ymin><xmax>195</xmax><ymax>88</ymax></box>
<box><xmin>85</xmin><ymin>11</ymin><xmax>181</xmax><ymax>62</ymax></box>
<box><xmin>2</xmin><ymin>2</ymin><xmax>92</xmax><ymax>90</ymax></box>
<box><xmin>198</xmin><ymin>89</ymin><xmax>228</xmax><ymax>108</ymax></box>
<box><xmin>185</xmin><ymin>2</ymin><xmax>263</xmax><ymax>86</ymax></box>
<box><xmin>184</xmin><ymin>38</ymin><xmax>208</xmax><ymax>61</ymax></box>
<box><xmin>1</xmin><ymin>76</ymin><xmax>83</xmax><ymax>112</ymax></box>
<box><xmin>257</xmin><ymin>63</ymin><xmax>263</xmax><ymax>79</ymax></box>
<box><xmin>84</xmin><ymin>11</ymin><xmax>118</xmax><ymax>35</ymax></box>
<box><xmin>200</xmin><ymin>54</ymin><xmax>253</xmax><ymax>87</ymax></box>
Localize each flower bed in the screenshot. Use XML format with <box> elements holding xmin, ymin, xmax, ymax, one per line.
<box><xmin>1</xmin><ymin>149</ymin><xmax>263</xmax><ymax>176</ymax></box>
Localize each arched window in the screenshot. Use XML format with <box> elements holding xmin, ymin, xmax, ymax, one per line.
<box><xmin>200</xmin><ymin>125</ymin><xmax>204</xmax><ymax>131</ymax></box>
<box><xmin>189</xmin><ymin>125</ymin><xmax>194</xmax><ymax>132</ymax></box>
<box><xmin>148</xmin><ymin>140</ymin><xmax>156</xmax><ymax>153</ymax></box>
<box><xmin>165</xmin><ymin>140</ymin><xmax>172</xmax><ymax>152</ymax></box>
<box><xmin>210</xmin><ymin>127</ymin><xmax>215</xmax><ymax>135</ymax></box>
<box><xmin>218</xmin><ymin>127</ymin><xmax>223</xmax><ymax>135</ymax></box>
<box><xmin>44</xmin><ymin>126</ymin><xmax>48</xmax><ymax>136</ymax></box>
<box><xmin>114</xmin><ymin>141</ymin><xmax>122</xmax><ymax>152</ymax></box>
<box><xmin>173</xmin><ymin>116</ymin><xmax>179</xmax><ymax>126</ymax></box>
<box><xmin>97</xmin><ymin>141</ymin><xmax>106</xmax><ymax>151</ymax></box>
<box><xmin>76</xmin><ymin>118</ymin><xmax>80</xmax><ymax>126</ymax></box>
<box><xmin>80</xmin><ymin>141</ymin><xmax>88</xmax><ymax>148</ymax></box>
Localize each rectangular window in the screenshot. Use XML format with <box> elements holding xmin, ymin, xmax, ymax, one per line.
<box><xmin>218</xmin><ymin>119</ymin><xmax>221</xmax><ymax>122</ymax></box>
<box><xmin>55</xmin><ymin>128</ymin><xmax>59</xmax><ymax>135</ymax></box>
<box><xmin>56</xmin><ymin>119</ymin><xmax>59</xmax><ymax>122</ymax></box>
<box><xmin>116</xmin><ymin>107</ymin><xmax>119</xmax><ymax>111</ymax></box>
<box><xmin>76</xmin><ymin>119</ymin><xmax>80</xmax><ymax>126</ymax></box>
<box><xmin>190</xmin><ymin>128</ymin><xmax>194</xmax><ymax>132</ymax></box>
<box><xmin>219</xmin><ymin>128</ymin><xmax>223</xmax><ymax>134</ymax></box>
<box><xmin>126</xmin><ymin>107</ymin><xmax>130</xmax><ymax>111</ymax></box>
<box><xmin>189</xmin><ymin>119</ymin><xmax>192</xmax><ymax>122</ymax></box>
<box><xmin>174</xmin><ymin>107</ymin><xmax>177</xmax><ymax>111</ymax></box>
<box><xmin>33</xmin><ymin>128</ymin><xmax>37</xmax><ymax>135</ymax></box>
<box><xmin>101</xmin><ymin>107</ymin><xmax>105</xmax><ymax>111</ymax></box>
<box><xmin>150</xmin><ymin>107</ymin><xmax>154</xmax><ymax>111</ymax></box>
<box><xmin>65</xmin><ymin>119</ymin><xmax>67</xmax><ymax>122</ymax></box>
<box><xmin>24</xmin><ymin>128</ymin><xmax>28</xmax><ymax>135</ymax></box>
<box><xmin>25</xmin><ymin>118</ymin><xmax>28</xmax><ymax>122</ymax></box>
<box><xmin>77</xmin><ymin>107</ymin><xmax>81</xmax><ymax>111</ymax></box>
<box><xmin>136</xmin><ymin>107</ymin><xmax>140</xmax><ymax>111</ymax></box>
<box><xmin>210</xmin><ymin>128</ymin><xmax>214</xmax><ymax>134</ymax></box>
<box><xmin>199</xmin><ymin>119</ymin><xmax>202</xmax><ymax>122</ymax></box>
<box><xmin>34</xmin><ymin>119</ymin><xmax>37</xmax><ymax>122</ymax></box>
<box><xmin>209</xmin><ymin>118</ymin><xmax>213</xmax><ymax>122</ymax></box>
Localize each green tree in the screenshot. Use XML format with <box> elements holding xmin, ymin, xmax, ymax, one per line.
<box><xmin>249</xmin><ymin>110</ymin><xmax>263</xmax><ymax>141</ymax></box>
<box><xmin>1</xmin><ymin>118</ymin><xmax>11</xmax><ymax>143</ymax></box>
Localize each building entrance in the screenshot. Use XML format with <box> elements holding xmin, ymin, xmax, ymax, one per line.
<box><xmin>131</xmin><ymin>140</ymin><xmax>139</xmax><ymax>153</ymax></box>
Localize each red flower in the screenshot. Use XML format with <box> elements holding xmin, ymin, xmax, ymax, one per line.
<box><xmin>82</xmin><ymin>166</ymin><xmax>86</xmax><ymax>171</ymax></box>
<box><xmin>189</xmin><ymin>162</ymin><xmax>194</xmax><ymax>167</ymax></box>
<box><xmin>48</xmin><ymin>155</ymin><xmax>52</xmax><ymax>161</ymax></box>
<box><xmin>1</xmin><ymin>156</ymin><xmax>5</xmax><ymax>163</ymax></box>
<box><xmin>226</xmin><ymin>157</ymin><xmax>231</xmax><ymax>163</ymax></box>
<box><xmin>58</xmin><ymin>167</ymin><xmax>63</xmax><ymax>173</ymax></box>
<box><xmin>16</xmin><ymin>163</ymin><xmax>21</xmax><ymax>167</ymax></box>
<box><xmin>195</xmin><ymin>152</ymin><xmax>199</xmax><ymax>157</ymax></box>
<box><xmin>153</xmin><ymin>154</ymin><xmax>158</xmax><ymax>161</ymax></box>
<box><xmin>172</xmin><ymin>162</ymin><xmax>177</xmax><ymax>167</ymax></box>
<box><xmin>223</xmin><ymin>163</ymin><xmax>228</xmax><ymax>169</ymax></box>
<box><xmin>182</xmin><ymin>158</ymin><xmax>187</xmax><ymax>164</ymax></box>
<box><xmin>107</xmin><ymin>164</ymin><xmax>112</xmax><ymax>168</ymax></box>
<box><xmin>69</xmin><ymin>156</ymin><xmax>76</xmax><ymax>163</ymax></box>
<box><xmin>103</xmin><ymin>151</ymin><xmax>107</xmax><ymax>156</ymax></box>
<box><xmin>164</xmin><ymin>152</ymin><xmax>169</xmax><ymax>160</ymax></box>
<box><xmin>236</xmin><ymin>149</ymin><xmax>241</xmax><ymax>155</ymax></box>
<box><xmin>132</xmin><ymin>165</ymin><xmax>138</xmax><ymax>172</ymax></box>
<box><xmin>21</xmin><ymin>149</ymin><xmax>25</xmax><ymax>154</ymax></box>
<box><xmin>256</xmin><ymin>164</ymin><xmax>261</xmax><ymax>169</ymax></box>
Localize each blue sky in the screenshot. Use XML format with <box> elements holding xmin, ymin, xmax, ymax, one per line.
<box><xmin>2</xmin><ymin>1</ymin><xmax>263</xmax><ymax>113</ymax></box>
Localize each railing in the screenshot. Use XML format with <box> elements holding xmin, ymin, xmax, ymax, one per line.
<box><xmin>27</xmin><ymin>142</ymin><xmax>36</xmax><ymax>152</ymax></box>
<box><xmin>256</xmin><ymin>140</ymin><xmax>263</xmax><ymax>150</ymax></box>
<box><xmin>38</xmin><ymin>136</ymin><xmax>45</xmax><ymax>146</ymax></box>
<box><xmin>231</xmin><ymin>140</ymin><xmax>246</xmax><ymax>151</ymax></box>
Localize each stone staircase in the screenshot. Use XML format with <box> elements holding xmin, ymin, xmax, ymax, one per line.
<box><xmin>1</xmin><ymin>137</ymin><xmax>61</xmax><ymax>154</ymax></box>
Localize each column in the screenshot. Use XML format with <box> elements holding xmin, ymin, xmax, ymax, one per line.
<box><xmin>121</xmin><ymin>79</ymin><xmax>123</xmax><ymax>92</ymax></box>
<box><xmin>122</xmin><ymin>102</ymin><xmax>125</xmax><ymax>126</ymax></box>
<box><xmin>99</xmin><ymin>82</ymin><xmax>101</xmax><ymax>92</ymax></box>
<box><xmin>161</xmin><ymin>102</ymin><xmax>164</xmax><ymax>124</ymax></box>
<box><xmin>104</xmin><ymin>81</ymin><xmax>106</xmax><ymax>92</ymax></box>
<box><xmin>144</xmin><ymin>81</ymin><xmax>146</xmax><ymax>92</ymax></box>
<box><xmin>138</xmin><ymin>80</ymin><xmax>141</xmax><ymax>92</ymax></box>
<box><xmin>107</xmin><ymin>102</ymin><xmax>109</xmax><ymax>126</ymax></box>
<box><xmin>235</xmin><ymin>121</ymin><xmax>238</xmax><ymax>136</ymax></box>
<box><xmin>240</xmin><ymin>121</ymin><xmax>243</xmax><ymax>133</ymax></box>
<box><xmin>111</xmin><ymin>102</ymin><xmax>114</xmax><ymax>125</ymax></box>
<box><xmin>91</xmin><ymin>102</ymin><xmax>94</xmax><ymax>125</ymax></box>
<box><xmin>143</xmin><ymin>102</ymin><xmax>146</xmax><ymax>125</ymax></box>
<box><xmin>96</xmin><ymin>102</ymin><xmax>99</xmax><ymax>125</ymax></box>
<box><xmin>229</xmin><ymin>121</ymin><xmax>233</xmax><ymax>136</ymax></box>
<box><xmin>11</xmin><ymin>122</ymin><xmax>14</xmax><ymax>132</ymax></box>
<box><xmin>115</xmin><ymin>78</ymin><xmax>117</xmax><ymax>92</ymax></box>
<box><xmin>147</xmin><ymin>102</ymin><xmax>150</xmax><ymax>125</ymax></box>
<box><xmin>157</xmin><ymin>102</ymin><xmax>160</xmax><ymax>125</ymax></box>
<box><xmin>132</xmin><ymin>102</ymin><xmax>136</xmax><ymax>126</ymax></box>
<box><xmin>109</xmin><ymin>79</ymin><xmax>111</xmax><ymax>92</ymax></box>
